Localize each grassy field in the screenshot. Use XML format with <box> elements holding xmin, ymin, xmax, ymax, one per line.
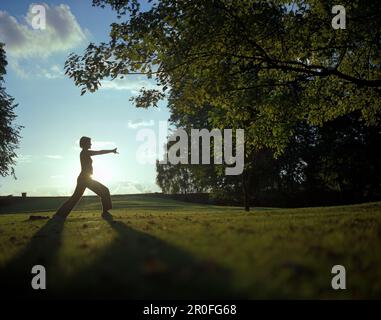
<box><xmin>0</xmin><ymin>194</ymin><xmax>380</xmax><ymax>299</ymax></box>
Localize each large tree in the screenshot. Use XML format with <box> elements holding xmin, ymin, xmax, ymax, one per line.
<box><xmin>64</xmin><ymin>0</ymin><xmax>381</xmax><ymax>208</ymax></box>
<box><xmin>0</xmin><ymin>43</ymin><xmax>21</xmax><ymax>178</ymax></box>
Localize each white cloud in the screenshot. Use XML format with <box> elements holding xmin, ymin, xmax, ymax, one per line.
<box><xmin>127</xmin><ymin>119</ymin><xmax>155</xmax><ymax>129</ymax></box>
<box><xmin>92</xmin><ymin>141</ymin><xmax>117</xmax><ymax>149</ymax></box>
<box><xmin>0</xmin><ymin>3</ymin><xmax>88</xmax><ymax>78</ymax></box>
<box><xmin>40</xmin><ymin>64</ymin><xmax>64</xmax><ymax>79</ymax></box>
<box><xmin>0</xmin><ymin>3</ymin><xmax>87</xmax><ymax>59</ymax></box>
<box><xmin>45</xmin><ymin>155</ymin><xmax>63</xmax><ymax>159</ymax></box>
<box><xmin>9</xmin><ymin>61</ymin><xmax>65</xmax><ymax>79</ymax></box>
<box><xmin>50</xmin><ymin>175</ymin><xmax>64</xmax><ymax>179</ymax></box>
<box><xmin>74</xmin><ymin>139</ymin><xmax>117</xmax><ymax>151</ymax></box>
<box><xmin>8</xmin><ymin>59</ymin><xmax>29</xmax><ymax>78</ymax></box>
<box><xmin>16</xmin><ymin>154</ymin><xmax>33</xmax><ymax>164</ymax></box>
<box><xmin>109</xmin><ymin>180</ymin><xmax>158</xmax><ymax>194</ymax></box>
<box><xmin>100</xmin><ymin>77</ymin><xmax>161</xmax><ymax>94</ymax></box>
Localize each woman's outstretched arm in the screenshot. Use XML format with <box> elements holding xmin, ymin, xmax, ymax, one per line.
<box><xmin>88</xmin><ymin>148</ymin><xmax>118</xmax><ymax>156</ymax></box>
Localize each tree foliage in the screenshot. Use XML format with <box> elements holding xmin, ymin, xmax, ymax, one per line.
<box><xmin>0</xmin><ymin>43</ymin><xmax>21</xmax><ymax>178</ymax></box>
<box><xmin>66</xmin><ymin>0</ymin><xmax>381</xmax><ymax>154</ymax></box>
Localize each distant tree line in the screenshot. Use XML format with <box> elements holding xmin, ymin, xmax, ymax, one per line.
<box><xmin>156</xmin><ymin>109</ymin><xmax>381</xmax><ymax>208</ymax></box>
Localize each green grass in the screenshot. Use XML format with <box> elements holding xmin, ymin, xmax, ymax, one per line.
<box><xmin>0</xmin><ymin>194</ymin><xmax>380</xmax><ymax>299</ymax></box>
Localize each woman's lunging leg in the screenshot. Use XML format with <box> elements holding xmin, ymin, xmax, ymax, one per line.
<box><xmin>54</xmin><ymin>183</ymin><xmax>86</xmax><ymax>218</ymax></box>
<box><xmin>87</xmin><ymin>179</ymin><xmax>112</xmax><ymax>212</ymax></box>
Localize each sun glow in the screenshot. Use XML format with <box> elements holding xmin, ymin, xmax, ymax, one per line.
<box><xmin>91</xmin><ymin>159</ymin><xmax>115</xmax><ymax>183</ymax></box>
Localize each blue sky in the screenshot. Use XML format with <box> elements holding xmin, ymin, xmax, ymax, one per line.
<box><xmin>0</xmin><ymin>0</ymin><xmax>170</xmax><ymax>196</ymax></box>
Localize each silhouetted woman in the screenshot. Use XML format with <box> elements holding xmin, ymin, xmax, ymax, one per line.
<box><xmin>54</xmin><ymin>136</ymin><xmax>118</xmax><ymax>219</ymax></box>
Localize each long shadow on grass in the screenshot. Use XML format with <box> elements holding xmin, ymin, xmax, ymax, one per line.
<box><xmin>0</xmin><ymin>217</ymin><xmax>65</xmax><ymax>299</ymax></box>
<box><xmin>55</xmin><ymin>212</ymin><xmax>244</xmax><ymax>299</ymax></box>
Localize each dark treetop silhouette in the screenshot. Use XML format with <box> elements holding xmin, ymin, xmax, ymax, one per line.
<box><xmin>54</xmin><ymin>136</ymin><xmax>118</xmax><ymax>219</ymax></box>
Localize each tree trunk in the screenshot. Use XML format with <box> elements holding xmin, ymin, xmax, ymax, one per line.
<box><xmin>242</xmin><ymin>169</ymin><xmax>250</xmax><ymax>211</ymax></box>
